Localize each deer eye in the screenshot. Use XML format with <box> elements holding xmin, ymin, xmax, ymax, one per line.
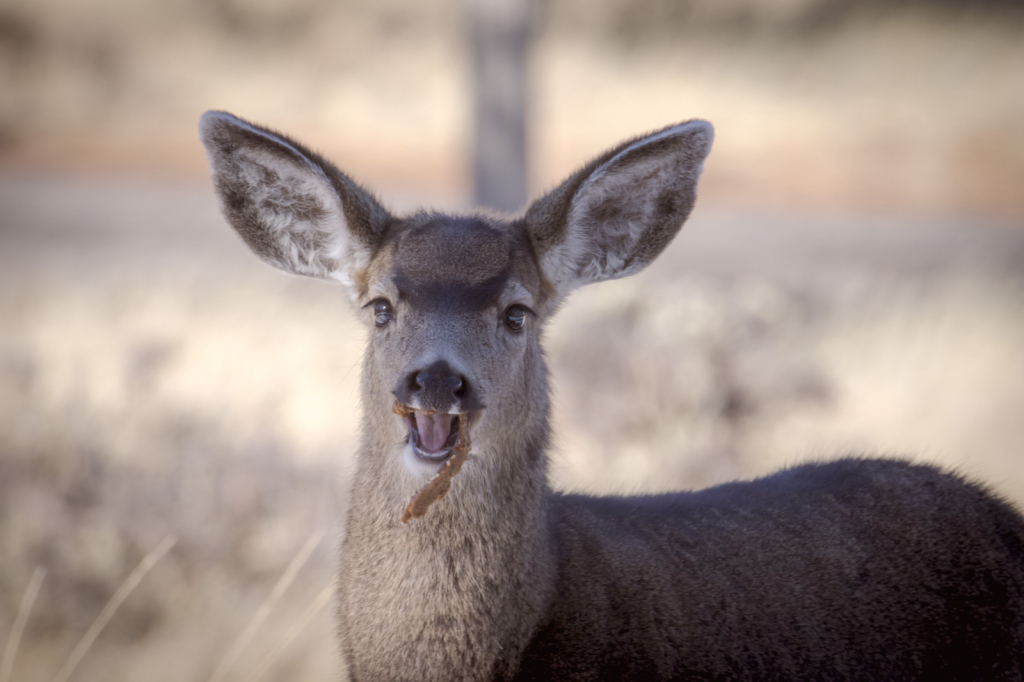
<box><xmin>372</xmin><ymin>299</ymin><xmax>394</xmax><ymax>327</ymax></box>
<box><xmin>503</xmin><ymin>305</ymin><xmax>527</xmax><ymax>333</ymax></box>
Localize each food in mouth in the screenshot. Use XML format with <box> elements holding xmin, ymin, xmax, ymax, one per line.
<box><xmin>393</xmin><ymin>400</ymin><xmax>471</xmax><ymax>522</ymax></box>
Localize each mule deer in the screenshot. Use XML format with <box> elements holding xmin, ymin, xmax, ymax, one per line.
<box><xmin>200</xmin><ymin>111</ymin><xmax>1024</xmax><ymax>681</ymax></box>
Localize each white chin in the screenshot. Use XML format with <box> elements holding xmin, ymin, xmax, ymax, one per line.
<box><xmin>402</xmin><ymin>441</ymin><xmax>445</xmax><ymax>479</ymax></box>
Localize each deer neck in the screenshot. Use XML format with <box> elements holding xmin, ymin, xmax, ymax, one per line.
<box><xmin>338</xmin><ymin>366</ymin><xmax>557</xmax><ymax>682</ymax></box>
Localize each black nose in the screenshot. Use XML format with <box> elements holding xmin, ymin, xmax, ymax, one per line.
<box><xmin>395</xmin><ymin>360</ymin><xmax>480</xmax><ymax>413</ymax></box>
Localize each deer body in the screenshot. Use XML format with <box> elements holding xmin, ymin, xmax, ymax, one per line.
<box><xmin>200</xmin><ymin>111</ymin><xmax>1024</xmax><ymax>681</ymax></box>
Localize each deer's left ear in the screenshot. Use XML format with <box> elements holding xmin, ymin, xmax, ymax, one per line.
<box><xmin>523</xmin><ymin>120</ymin><xmax>713</xmax><ymax>304</ymax></box>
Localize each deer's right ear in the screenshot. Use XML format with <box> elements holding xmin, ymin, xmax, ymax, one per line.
<box><xmin>523</xmin><ymin>120</ymin><xmax>713</xmax><ymax>307</ymax></box>
<box><xmin>199</xmin><ymin>111</ymin><xmax>390</xmax><ymax>299</ymax></box>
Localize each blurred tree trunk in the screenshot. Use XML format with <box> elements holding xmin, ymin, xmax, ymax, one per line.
<box><xmin>467</xmin><ymin>0</ymin><xmax>533</xmax><ymax>213</ymax></box>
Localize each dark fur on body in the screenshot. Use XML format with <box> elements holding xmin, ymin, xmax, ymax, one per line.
<box><xmin>521</xmin><ymin>458</ymin><xmax>1024</xmax><ymax>681</ymax></box>
<box><xmin>199</xmin><ymin>110</ymin><xmax>1024</xmax><ymax>681</ymax></box>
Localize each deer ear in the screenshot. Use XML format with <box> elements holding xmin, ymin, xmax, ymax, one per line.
<box><xmin>523</xmin><ymin>120</ymin><xmax>713</xmax><ymax>303</ymax></box>
<box><xmin>199</xmin><ymin>111</ymin><xmax>391</xmax><ymax>299</ymax></box>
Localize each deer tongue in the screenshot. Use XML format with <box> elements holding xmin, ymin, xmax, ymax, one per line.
<box><xmin>415</xmin><ymin>411</ymin><xmax>453</xmax><ymax>453</ymax></box>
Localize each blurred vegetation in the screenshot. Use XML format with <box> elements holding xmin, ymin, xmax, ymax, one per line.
<box><xmin>549</xmin><ymin>0</ymin><xmax>1024</xmax><ymax>37</ymax></box>
<box><xmin>0</xmin><ymin>0</ymin><xmax>1022</xmax><ymax>212</ymax></box>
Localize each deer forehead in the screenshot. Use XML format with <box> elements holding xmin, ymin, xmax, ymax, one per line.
<box><xmin>372</xmin><ymin>216</ymin><xmax>539</xmax><ymax>311</ymax></box>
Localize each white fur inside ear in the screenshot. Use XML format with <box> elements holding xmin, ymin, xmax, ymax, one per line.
<box><xmin>239</xmin><ymin>148</ymin><xmax>349</xmax><ymax>273</ymax></box>
<box><xmin>202</xmin><ymin>112</ymin><xmax>371</xmax><ymax>298</ymax></box>
<box><xmin>542</xmin><ymin>120</ymin><xmax>713</xmax><ymax>297</ymax></box>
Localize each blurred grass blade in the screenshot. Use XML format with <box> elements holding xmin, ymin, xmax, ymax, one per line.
<box><xmin>207</xmin><ymin>529</ymin><xmax>323</xmax><ymax>682</ymax></box>
<box><xmin>51</xmin><ymin>536</ymin><xmax>176</xmax><ymax>682</ymax></box>
<box><xmin>244</xmin><ymin>578</ymin><xmax>336</xmax><ymax>682</ymax></box>
<box><xmin>0</xmin><ymin>566</ymin><xmax>46</xmax><ymax>682</ymax></box>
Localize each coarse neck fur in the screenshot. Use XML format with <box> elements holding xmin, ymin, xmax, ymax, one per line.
<box><xmin>337</xmin><ymin>350</ymin><xmax>557</xmax><ymax>682</ymax></box>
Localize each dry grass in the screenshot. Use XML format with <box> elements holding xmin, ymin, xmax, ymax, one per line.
<box><xmin>549</xmin><ymin>265</ymin><xmax>1024</xmax><ymax>494</ymax></box>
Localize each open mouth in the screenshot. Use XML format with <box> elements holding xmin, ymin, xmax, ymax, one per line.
<box><xmin>402</xmin><ymin>409</ymin><xmax>467</xmax><ymax>462</ymax></box>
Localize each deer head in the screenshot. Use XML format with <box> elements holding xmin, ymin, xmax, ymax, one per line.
<box><xmin>199</xmin><ymin>111</ymin><xmax>712</xmax><ymax>506</ymax></box>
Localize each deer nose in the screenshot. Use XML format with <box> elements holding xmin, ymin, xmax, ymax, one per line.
<box><xmin>396</xmin><ymin>359</ymin><xmax>476</xmax><ymax>413</ymax></box>
<box><xmin>415</xmin><ymin>368</ymin><xmax>463</xmax><ymax>395</ymax></box>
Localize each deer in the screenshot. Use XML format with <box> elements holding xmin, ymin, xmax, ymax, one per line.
<box><xmin>199</xmin><ymin>110</ymin><xmax>1024</xmax><ymax>682</ymax></box>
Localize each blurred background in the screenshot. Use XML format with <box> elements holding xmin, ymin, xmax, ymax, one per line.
<box><xmin>1</xmin><ymin>0</ymin><xmax>1023</xmax><ymax>680</ymax></box>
